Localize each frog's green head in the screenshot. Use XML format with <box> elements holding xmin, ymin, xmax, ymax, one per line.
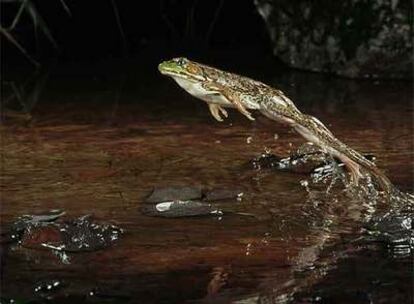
<box><xmin>158</xmin><ymin>57</ymin><xmax>206</xmax><ymax>82</ymax></box>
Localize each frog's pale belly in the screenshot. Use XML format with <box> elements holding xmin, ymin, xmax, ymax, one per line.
<box><xmin>174</xmin><ymin>77</ymin><xmax>232</xmax><ymax>107</ymax></box>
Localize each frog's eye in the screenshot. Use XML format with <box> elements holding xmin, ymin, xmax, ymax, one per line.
<box><xmin>176</xmin><ymin>58</ymin><xmax>187</xmax><ymax>66</ymax></box>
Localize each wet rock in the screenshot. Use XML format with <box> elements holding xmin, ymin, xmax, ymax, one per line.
<box><xmin>16</xmin><ymin>210</ymin><xmax>66</xmax><ymax>225</ymax></box>
<box><xmin>145</xmin><ymin>186</ymin><xmax>202</xmax><ymax>203</ymax></box>
<box><xmin>203</xmin><ymin>188</ymin><xmax>244</xmax><ymax>201</ymax></box>
<box><xmin>312</xmin><ymin>154</ymin><xmax>376</xmax><ymax>177</ymax></box>
<box><xmin>365</xmin><ymin>211</ymin><xmax>413</xmax><ymax>257</ymax></box>
<box><xmin>21</xmin><ymin>226</ymin><xmax>63</xmax><ymax>248</ymax></box>
<box><xmin>248</xmin><ymin>144</ymin><xmax>329</xmax><ymax>173</ymax></box>
<box><xmin>248</xmin><ymin>150</ymin><xmax>324</xmax><ymax>173</ymax></box>
<box><xmin>19</xmin><ymin>215</ymin><xmax>123</xmax><ymax>252</ymax></box>
<box><xmin>255</xmin><ymin>0</ymin><xmax>412</xmax><ymax>79</ymax></box>
<box><xmin>248</xmin><ymin>144</ymin><xmax>376</xmax><ymax>177</ymax></box>
<box><xmin>5</xmin><ymin>210</ymin><xmax>66</xmax><ymax>243</ymax></box>
<box><xmin>141</xmin><ymin>200</ymin><xmax>223</xmax><ymax>218</ymax></box>
<box><xmin>289</xmin><ymin>152</ymin><xmax>328</xmax><ymax>174</ymax></box>
<box><xmin>11</xmin><ymin>210</ymin><xmax>65</xmax><ymax>233</ymax></box>
<box><xmin>249</xmin><ymin>153</ymin><xmax>282</xmax><ymax>170</ymax></box>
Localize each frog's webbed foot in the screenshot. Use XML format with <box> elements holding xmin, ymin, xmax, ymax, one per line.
<box><xmin>208</xmin><ymin>104</ymin><xmax>228</xmax><ymax>122</ymax></box>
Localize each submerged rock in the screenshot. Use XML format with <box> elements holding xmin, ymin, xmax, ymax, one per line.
<box><xmin>145</xmin><ymin>186</ymin><xmax>202</xmax><ymax>203</ymax></box>
<box><xmin>254</xmin><ymin>0</ymin><xmax>412</xmax><ymax>79</ymax></box>
<box><xmin>141</xmin><ymin>200</ymin><xmax>222</xmax><ymax>218</ymax></box>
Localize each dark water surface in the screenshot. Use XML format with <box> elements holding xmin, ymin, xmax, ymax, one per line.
<box><xmin>1</xmin><ymin>58</ymin><xmax>413</xmax><ymax>303</ymax></box>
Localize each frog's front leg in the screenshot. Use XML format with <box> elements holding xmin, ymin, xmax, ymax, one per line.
<box><xmin>203</xmin><ymin>82</ymin><xmax>255</xmax><ymax>121</ymax></box>
<box><xmin>208</xmin><ymin>104</ymin><xmax>228</xmax><ymax>122</ymax></box>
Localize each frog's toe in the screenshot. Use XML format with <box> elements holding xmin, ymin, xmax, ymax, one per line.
<box><xmin>232</xmin><ymin>99</ymin><xmax>255</xmax><ymax>121</ymax></box>
<box><xmin>208</xmin><ymin>104</ymin><xmax>224</xmax><ymax>122</ymax></box>
<box><xmin>244</xmin><ymin>111</ymin><xmax>255</xmax><ymax>121</ymax></box>
<box><xmin>218</xmin><ymin>106</ymin><xmax>228</xmax><ymax>118</ymax></box>
<box><xmin>240</xmin><ymin>109</ymin><xmax>255</xmax><ymax>121</ymax></box>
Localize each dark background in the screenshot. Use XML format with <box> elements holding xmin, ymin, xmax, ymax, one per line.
<box><xmin>2</xmin><ymin>0</ymin><xmax>279</xmax><ymax>70</ymax></box>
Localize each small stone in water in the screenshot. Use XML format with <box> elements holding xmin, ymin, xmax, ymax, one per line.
<box><xmin>203</xmin><ymin>188</ymin><xmax>244</xmax><ymax>201</ymax></box>
<box><xmin>141</xmin><ymin>200</ymin><xmax>221</xmax><ymax>218</ymax></box>
<box><xmin>144</xmin><ymin>186</ymin><xmax>202</xmax><ymax>203</ymax></box>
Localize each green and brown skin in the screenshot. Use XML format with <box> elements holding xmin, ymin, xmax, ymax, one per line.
<box><xmin>158</xmin><ymin>57</ymin><xmax>393</xmax><ymax>194</ymax></box>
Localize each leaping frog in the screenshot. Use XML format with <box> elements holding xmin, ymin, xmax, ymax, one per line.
<box><xmin>158</xmin><ymin>57</ymin><xmax>393</xmax><ymax>194</ymax></box>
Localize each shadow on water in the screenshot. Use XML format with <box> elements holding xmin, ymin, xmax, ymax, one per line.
<box><xmin>1</xmin><ymin>57</ymin><xmax>413</xmax><ymax>303</ymax></box>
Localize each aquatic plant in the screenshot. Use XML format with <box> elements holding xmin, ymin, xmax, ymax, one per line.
<box><xmin>0</xmin><ymin>0</ymin><xmax>70</xmax><ymax>66</ymax></box>
<box><xmin>160</xmin><ymin>0</ymin><xmax>225</xmax><ymax>46</ymax></box>
<box><xmin>1</xmin><ymin>0</ymin><xmax>128</xmax><ymax>66</ymax></box>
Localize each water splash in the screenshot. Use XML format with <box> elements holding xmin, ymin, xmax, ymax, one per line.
<box><xmin>252</xmin><ymin>143</ymin><xmax>414</xmax><ymax>303</ymax></box>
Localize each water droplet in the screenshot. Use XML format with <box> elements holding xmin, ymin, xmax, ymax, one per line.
<box><xmin>237</xmin><ymin>192</ymin><xmax>244</xmax><ymax>202</ymax></box>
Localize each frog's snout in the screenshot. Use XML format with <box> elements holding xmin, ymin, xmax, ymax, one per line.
<box><xmin>158</xmin><ymin>62</ymin><xmax>165</xmax><ymax>73</ymax></box>
<box><xmin>158</xmin><ymin>61</ymin><xmax>174</xmax><ymax>75</ymax></box>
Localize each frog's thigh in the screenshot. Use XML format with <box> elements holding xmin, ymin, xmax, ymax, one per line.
<box><xmin>260</xmin><ymin>103</ymin><xmax>295</xmax><ymax>125</ymax></box>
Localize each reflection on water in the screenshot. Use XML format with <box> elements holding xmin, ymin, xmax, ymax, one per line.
<box><xmin>1</xmin><ymin>58</ymin><xmax>413</xmax><ymax>303</ymax></box>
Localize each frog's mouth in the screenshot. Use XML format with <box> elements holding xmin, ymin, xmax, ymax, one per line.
<box><xmin>158</xmin><ymin>61</ymin><xmax>205</xmax><ymax>82</ymax></box>
<box><xmin>158</xmin><ymin>61</ymin><xmax>183</xmax><ymax>76</ymax></box>
<box><xmin>159</xmin><ymin>65</ymin><xmax>189</xmax><ymax>79</ymax></box>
